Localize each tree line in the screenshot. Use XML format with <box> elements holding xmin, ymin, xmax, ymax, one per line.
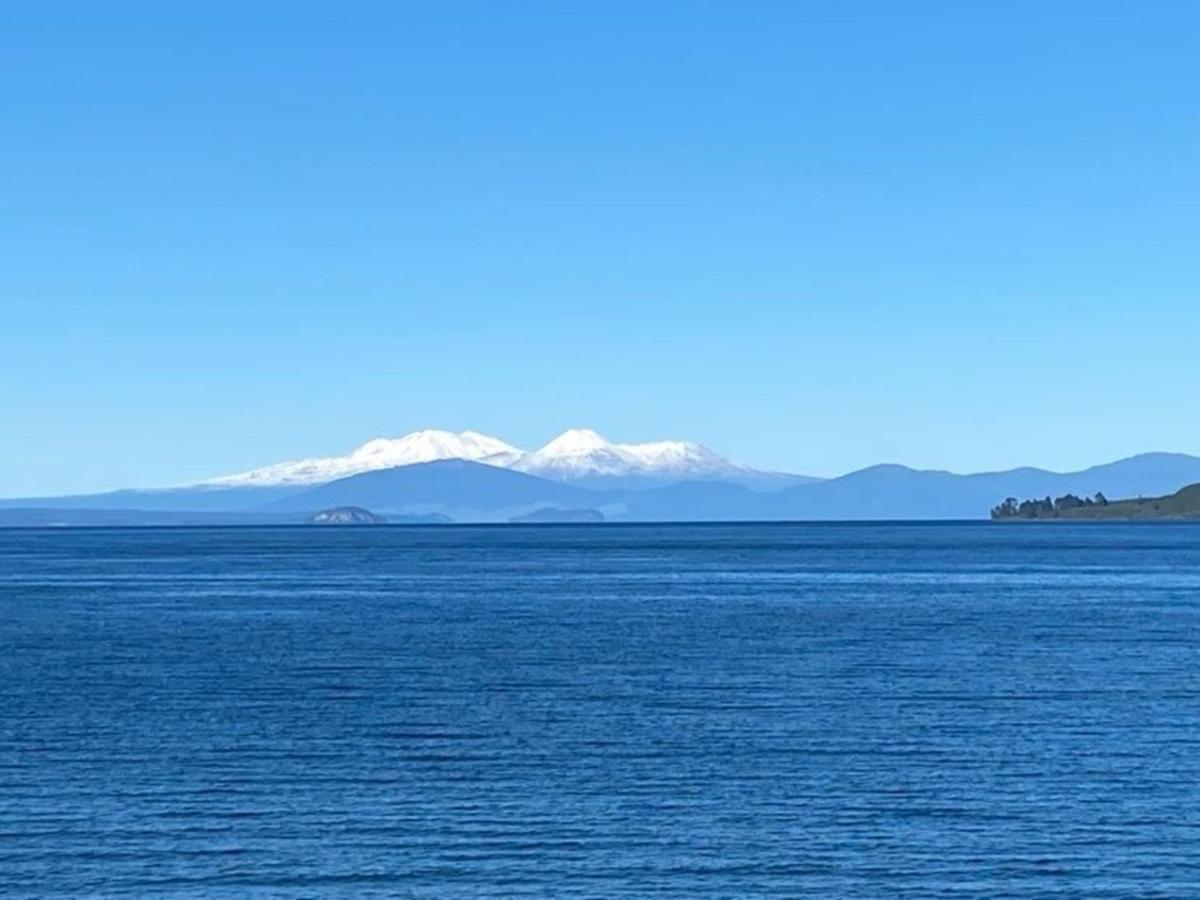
<box><xmin>991</xmin><ymin>492</ymin><xmax>1109</xmax><ymax>519</ymax></box>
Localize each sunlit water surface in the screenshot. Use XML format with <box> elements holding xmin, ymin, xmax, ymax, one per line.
<box><xmin>3</xmin><ymin>523</ymin><xmax>1200</xmax><ymax>897</ymax></box>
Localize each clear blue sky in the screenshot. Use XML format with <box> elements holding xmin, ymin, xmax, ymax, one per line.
<box><xmin>4</xmin><ymin>1</ymin><xmax>1199</xmax><ymax>496</ymax></box>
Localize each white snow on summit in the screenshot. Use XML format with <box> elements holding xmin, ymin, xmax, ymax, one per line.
<box><xmin>514</xmin><ymin>429</ymin><xmax>755</xmax><ymax>481</ymax></box>
<box><xmin>619</xmin><ymin>440</ymin><xmax>742</xmax><ymax>477</ymax></box>
<box><xmin>203</xmin><ymin>427</ymin><xmax>766</xmax><ymax>487</ymax></box>
<box><xmin>511</xmin><ymin>429</ymin><xmax>644</xmax><ymax>479</ymax></box>
<box><xmin>206</xmin><ymin>430</ymin><xmax>525</xmax><ymax>486</ymax></box>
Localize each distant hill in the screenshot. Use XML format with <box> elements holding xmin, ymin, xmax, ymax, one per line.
<box><xmin>616</xmin><ymin>454</ymin><xmax>1200</xmax><ymax>521</ymax></box>
<box><xmin>993</xmin><ymin>484</ymin><xmax>1200</xmax><ymax>520</ymax></box>
<box><xmin>271</xmin><ymin>459</ymin><xmax>604</xmax><ymax>520</ymax></box>
<box><xmin>5</xmin><ymin>452</ymin><xmax>1200</xmax><ymax>524</ymax></box>
<box><xmin>763</xmin><ymin>453</ymin><xmax>1200</xmax><ymax>521</ymax></box>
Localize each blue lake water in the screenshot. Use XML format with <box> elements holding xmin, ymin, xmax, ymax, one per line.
<box><xmin>2</xmin><ymin>523</ymin><xmax>1200</xmax><ymax>897</ymax></box>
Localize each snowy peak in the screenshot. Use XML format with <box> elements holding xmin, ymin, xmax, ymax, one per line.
<box><xmin>202</xmin><ymin>426</ymin><xmax>765</xmax><ymax>487</ymax></box>
<box><xmin>512</xmin><ymin>430</ymin><xmax>753</xmax><ymax>481</ymax></box>
<box><xmin>536</xmin><ymin>428</ymin><xmax>614</xmax><ymax>456</ymax></box>
<box><xmin>619</xmin><ymin>440</ymin><xmax>733</xmax><ymax>476</ymax></box>
<box><xmin>513</xmin><ymin>429</ymin><xmax>641</xmax><ymax>479</ymax></box>
<box><xmin>348</xmin><ymin>430</ymin><xmax>522</xmax><ymax>467</ymax></box>
<box><xmin>206</xmin><ymin>429</ymin><xmax>525</xmax><ymax>486</ymax></box>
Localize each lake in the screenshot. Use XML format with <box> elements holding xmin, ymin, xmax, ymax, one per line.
<box><xmin>3</xmin><ymin>523</ymin><xmax>1199</xmax><ymax>896</ymax></box>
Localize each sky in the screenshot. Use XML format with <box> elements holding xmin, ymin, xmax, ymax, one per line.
<box><xmin>3</xmin><ymin>1</ymin><xmax>1199</xmax><ymax>496</ymax></box>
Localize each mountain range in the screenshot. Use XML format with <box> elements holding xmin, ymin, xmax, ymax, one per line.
<box><xmin>202</xmin><ymin>428</ymin><xmax>791</xmax><ymax>488</ymax></box>
<box><xmin>3</xmin><ymin>428</ymin><xmax>1200</xmax><ymax>525</ymax></box>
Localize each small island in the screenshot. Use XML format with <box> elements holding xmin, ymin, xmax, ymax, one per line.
<box><xmin>992</xmin><ymin>483</ymin><xmax>1200</xmax><ymax>520</ymax></box>
<box><xmin>309</xmin><ymin>506</ymin><xmax>388</xmax><ymax>525</ymax></box>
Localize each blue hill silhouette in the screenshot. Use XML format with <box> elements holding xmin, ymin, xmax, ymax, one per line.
<box><xmin>4</xmin><ymin>452</ymin><xmax>1200</xmax><ymax>524</ymax></box>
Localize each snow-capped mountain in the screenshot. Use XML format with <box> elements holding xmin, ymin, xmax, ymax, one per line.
<box><xmin>511</xmin><ymin>429</ymin><xmax>643</xmax><ymax>479</ymax></box>
<box><xmin>619</xmin><ymin>440</ymin><xmax>749</xmax><ymax>478</ymax></box>
<box><xmin>203</xmin><ymin>427</ymin><xmax>766</xmax><ymax>487</ymax></box>
<box><xmin>206</xmin><ymin>430</ymin><xmax>526</xmax><ymax>487</ymax></box>
<box><xmin>511</xmin><ymin>429</ymin><xmax>753</xmax><ymax>481</ymax></box>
